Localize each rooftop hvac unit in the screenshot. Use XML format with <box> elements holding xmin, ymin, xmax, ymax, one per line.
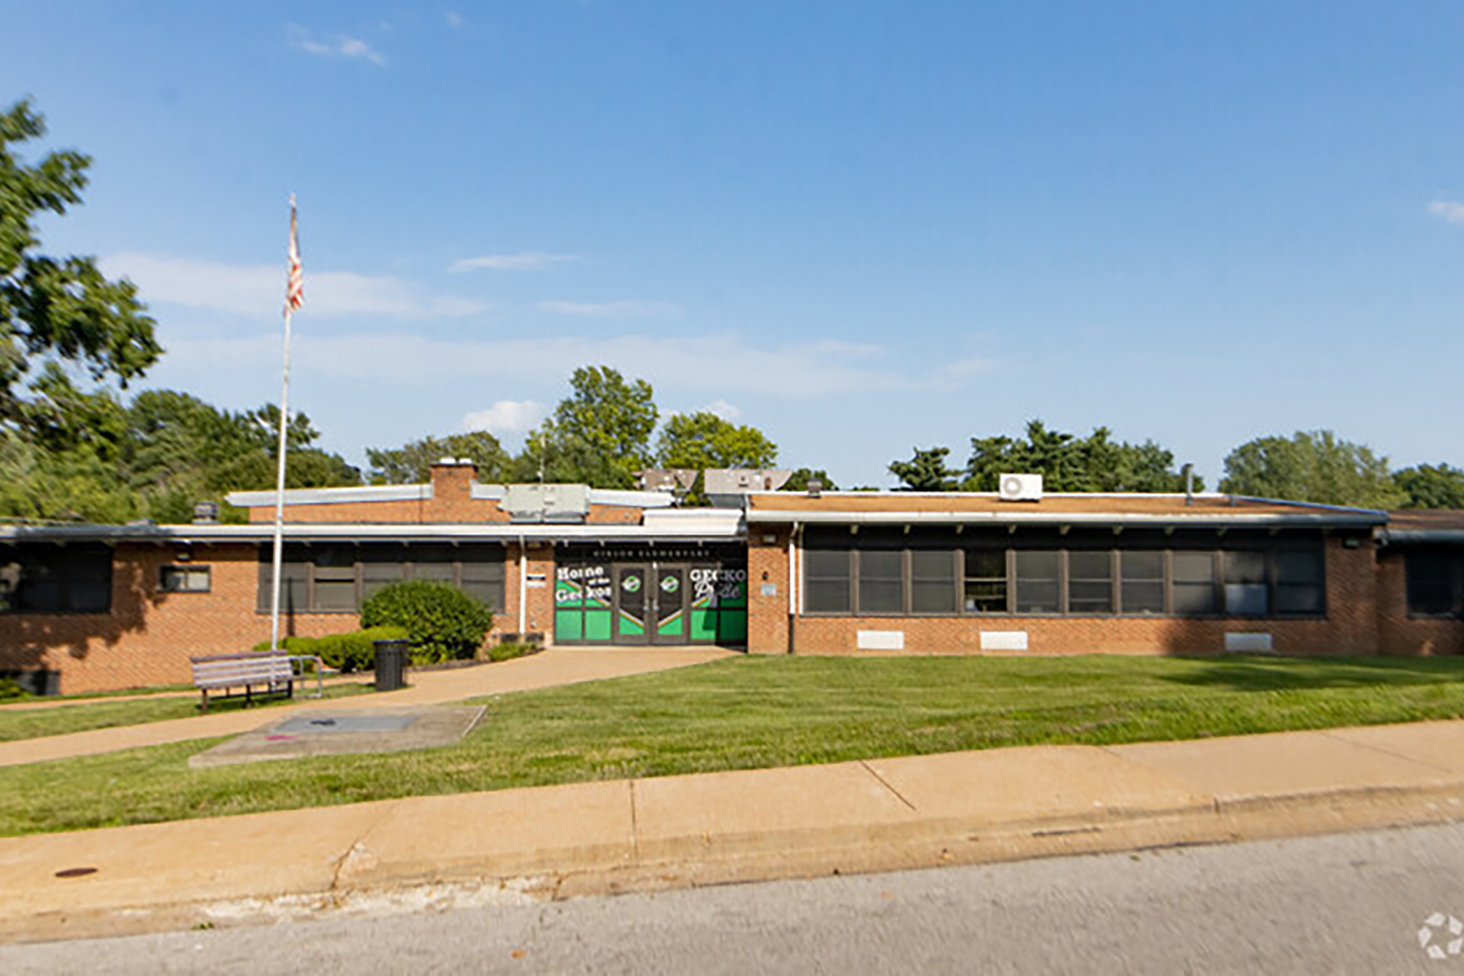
<box><xmin>998</xmin><ymin>473</ymin><xmax>1043</xmax><ymax>502</ymax></box>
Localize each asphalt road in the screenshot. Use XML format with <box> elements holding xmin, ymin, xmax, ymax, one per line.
<box><xmin>7</xmin><ymin>822</ymin><xmax>1464</xmax><ymax>974</ymax></box>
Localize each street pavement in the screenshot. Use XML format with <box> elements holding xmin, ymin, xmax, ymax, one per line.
<box><xmin>6</xmin><ymin>820</ymin><xmax>1463</xmax><ymax>973</ymax></box>
<box><xmin>5</xmin><ymin>718</ymin><xmax>1464</xmax><ymax>944</ymax></box>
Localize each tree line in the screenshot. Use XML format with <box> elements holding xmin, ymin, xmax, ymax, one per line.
<box><xmin>3</xmin><ymin>97</ymin><xmax>1460</xmax><ymax>524</ymax></box>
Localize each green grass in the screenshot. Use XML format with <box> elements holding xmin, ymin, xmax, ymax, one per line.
<box><xmin>0</xmin><ymin>683</ymin><xmax>374</xmax><ymax>743</ymax></box>
<box><xmin>3</xmin><ymin>654</ymin><xmax>1464</xmax><ymax>836</ymax></box>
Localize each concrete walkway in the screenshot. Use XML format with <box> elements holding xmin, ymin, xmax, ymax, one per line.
<box><xmin>0</xmin><ymin>647</ymin><xmax>732</xmax><ymax>767</ymax></box>
<box><xmin>4</xmin><ymin>719</ymin><xmax>1464</xmax><ymax>943</ymax></box>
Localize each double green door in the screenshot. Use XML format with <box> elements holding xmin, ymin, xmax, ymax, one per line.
<box><xmin>614</xmin><ymin>564</ymin><xmax>688</xmax><ymax>644</ymax></box>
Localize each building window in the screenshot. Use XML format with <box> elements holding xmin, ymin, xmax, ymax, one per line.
<box><xmin>1274</xmin><ymin>549</ymin><xmax>1324</xmax><ymax>615</ymax></box>
<box><xmin>1172</xmin><ymin>552</ymin><xmax>1217</xmax><ymax>615</ymax></box>
<box><xmin>911</xmin><ymin>550</ymin><xmax>958</xmax><ymax>614</ymax></box>
<box><xmin>1014</xmin><ymin>551</ymin><xmax>1061</xmax><ymax>614</ymax></box>
<box><xmin>1120</xmin><ymin>551</ymin><xmax>1165</xmax><ymax>614</ymax></box>
<box><xmin>963</xmin><ymin>549</ymin><xmax>1008</xmax><ymax>613</ymax></box>
<box><xmin>1067</xmin><ymin>550</ymin><xmax>1114</xmax><ymax>615</ymax></box>
<box><xmin>857</xmin><ymin>549</ymin><xmax>904</xmax><ymax>615</ymax></box>
<box><xmin>1406</xmin><ymin>551</ymin><xmax>1461</xmax><ymax>617</ymax></box>
<box><xmin>803</xmin><ymin>548</ymin><xmax>852</xmax><ymax>614</ymax></box>
<box><xmin>1223</xmin><ymin>550</ymin><xmax>1269</xmax><ymax>616</ymax></box>
<box><xmin>258</xmin><ymin>543</ymin><xmax>505</xmax><ymax>614</ymax></box>
<box><xmin>0</xmin><ymin>544</ymin><xmax>112</xmax><ymax>614</ymax></box>
<box><xmin>160</xmin><ymin>565</ymin><xmax>211</xmax><ymax>594</ymax></box>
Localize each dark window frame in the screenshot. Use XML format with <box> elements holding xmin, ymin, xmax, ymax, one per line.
<box><xmin>258</xmin><ymin>543</ymin><xmax>506</xmax><ymax>614</ymax></box>
<box><xmin>0</xmin><ymin>543</ymin><xmax>113</xmax><ymax>615</ymax></box>
<box><xmin>160</xmin><ymin>565</ymin><xmax>211</xmax><ymax>594</ymax></box>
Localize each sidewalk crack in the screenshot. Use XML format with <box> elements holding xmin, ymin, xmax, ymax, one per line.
<box><xmin>860</xmin><ymin>760</ymin><xmax>916</xmax><ymax>811</ymax></box>
<box><xmin>1317</xmin><ymin>729</ymin><xmax>1454</xmax><ymax>774</ymax></box>
<box><xmin>629</xmin><ymin>780</ymin><xmax>641</xmax><ymax>861</ymax></box>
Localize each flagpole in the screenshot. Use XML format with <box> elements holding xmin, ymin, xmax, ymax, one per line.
<box><xmin>270</xmin><ymin>194</ymin><xmax>302</xmax><ymax>651</ymax></box>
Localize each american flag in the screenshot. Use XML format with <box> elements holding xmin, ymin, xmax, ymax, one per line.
<box><xmin>285</xmin><ymin>195</ymin><xmax>304</xmax><ymax>313</ymax></box>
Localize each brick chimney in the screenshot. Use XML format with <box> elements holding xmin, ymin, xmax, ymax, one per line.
<box><xmin>429</xmin><ymin>457</ymin><xmax>478</xmax><ymax>504</ymax></box>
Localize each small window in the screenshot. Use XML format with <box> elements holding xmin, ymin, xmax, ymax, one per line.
<box><xmin>1274</xmin><ymin>549</ymin><xmax>1323</xmax><ymax>615</ymax></box>
<box><xmin>1173</xmin><ymin>552</ymin><xmax>1216</xmax><ymax>615</ymax></box>
<box><xmin>1224</xmin><ymin>550</ymin><xmax>1269</xmax><ymax>616</ymax></box>
<box><xmin>1067</xmin><ymin>551</ymin><xmax>1113</xmax><ymax>615</ymax></box>
<box><xmin>1120</xmin><ymin>551</ymin><xmax>1165</xmax><ymax>614</ymax></box>
<box><xmin>911</xmin><ymin>550</ymin><xmax>957</xmax><ymax>614</ymax></box>
<box><xmin>1014</xmin><ymin>551</ymin><xmax>1060</xmax><ymax>614</ymax></box>
<box><xmin>858</xmin><ymin>549</ymin><xmax>904</xmax><ymax>615</ymax></box>
<box><xmin>160</xmin><ymin>565</ymin><xmax>211</xmax><ymax>594</ymax></box>
<box><xmin>804</xmin><ymin>548</ymin><xmax>852</xmax><ymax>613</ymax></box>
<box><xmin>1406</xmin><ymin>551</ymin><xmax>1460</xmax><ymax>617</ymax></box>
<box><xmin>964</xmin><ymin>549</ymin><xmax>1007</xmax><ymax>613</ymax></box>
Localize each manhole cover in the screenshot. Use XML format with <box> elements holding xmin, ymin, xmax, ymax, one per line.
<box><xmin>275</xmin><ymin>715</ymin><xmax>416</xmax><ymax>735</ymax></box>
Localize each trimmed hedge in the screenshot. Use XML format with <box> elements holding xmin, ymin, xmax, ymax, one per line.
<box><xmin>360</xmin><ymin>581</ymin><xmax>494</xmax><ymax>665</ymax></box>
<box><xmin>252</xmin><ymin>626</ymin><xmax>409</xmax><ymax>673</ymax></box>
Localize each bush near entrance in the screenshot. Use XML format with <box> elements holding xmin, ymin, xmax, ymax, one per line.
<box><xmin>252</xmin><ymin>626</ymin><xmax>409</xmax><ymax>673</ymax></box>
<box><xmin>360</xmin><ymin>581</ymin><xmax>495</xmax><ymax>665</ymax></box>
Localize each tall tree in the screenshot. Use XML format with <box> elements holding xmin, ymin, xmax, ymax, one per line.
<box><xmin>655</xmin><ymin>411</ymin><xmax>778</xmax><ymax>471</ymax></box>
<box><xmin>515</xmin><ymin>366</ymin><xmax>658</xmax><ymax>488</ymax></box>
<box><xmin>889</xmin><ymin>446</ymin><xmax>961</xmax><ymax>491</ymax></box>
<box><xmin>964</xmin><ymin>421</ymin><xmax>1197</xmax><ymax>492</ymax></box>
<box><xmin>1219</xmin><ymin>430</ymin><xmax>1404</xmax><ymax>508</ymax></box>
<box><xmin>0</xmin><ymin>99</ymin><xmax>160</xmax><ymax>428</ymax></box>
<box><xmin>367</xmin><ymin>431</ymin><xmax>513</xmax><ymax>484</ymax></box>
<box><xmin>1393</xmin><ymin>464</ymin><xmax>1464</xmax><ymax>510</ymax></box>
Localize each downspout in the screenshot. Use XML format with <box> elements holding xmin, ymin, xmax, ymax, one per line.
<box><xmin>519</xmin><ymin>535</ymin><xmax>529</xmax><ymax>641</ymax></box>
<box><xmin>787</xmin><ymin>522</ymin><xmax>800</xmax><ymax>655</ymax></box>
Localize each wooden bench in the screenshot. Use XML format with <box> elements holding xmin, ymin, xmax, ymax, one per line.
<box><xmin>190</xmin><ymin>651</ymin><xmax>303</xmax><ymax>713</ymax></box>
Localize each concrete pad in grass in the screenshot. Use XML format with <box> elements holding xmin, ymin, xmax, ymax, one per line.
<box><xmin>188</xmin><ymin>706</ymin><xmax>485</xmax><ymax>768</ymax></box>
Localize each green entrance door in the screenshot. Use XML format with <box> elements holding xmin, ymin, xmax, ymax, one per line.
<box><xmin>652</xmin><ymin>565</ymin><xmax>688</xmax><ymax>644</ymax></box>
<box><xmin>613</xmin><ymin>565</ymin><xmax>650</xmax><ymax>644</ymax></box>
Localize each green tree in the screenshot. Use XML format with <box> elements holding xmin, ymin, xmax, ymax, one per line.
<box><xmin>782</xmin><ymin>467</ymin><xmax>838</xmax><ymax>492</ymax></box>
<box><xmin>964</xmin><ymin>420</ymin><xmax>1197</xmax><ymax>492</ymax></box>
<box><xmin>1393</xmin><ymin>464</ymin><xmax>1464</xmax><ymax>510</ymax></box>
<box><xmin>0</xmin><ymin>99</ymin><xmax>160</xmax><ymax>427</ymax></box>
<box><xmin>655</xmin><ymin>411</ymin><xmax>778</xmax><ymax>470</ymax></box>
<box><xmin>1219</xmin><ymin>430</ymin><xmax>1404</xmax><ymax>509</ymax></box>
<box><xmin>889</xmin><ymin>446</ymin><xmax>961</xmax><ymax>491</ymax></box>
<box><xmin>514</xmin><ymin>366</ymin><xmax>658</xmax><ymax>488</ymax></box>
<box><xmin>367</xmin><ymin>431</ymin><xmax>513</xmax><ymax>484</ymax></box>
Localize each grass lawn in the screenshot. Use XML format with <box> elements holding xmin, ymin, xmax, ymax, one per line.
<box><xmin>3</xmin><ymin>653</ymin><xmax>1464</xmax><ymax>836</ymax></box>
<box><xmin>0</xmin><ymin>683</ymin><xmax>374</xmax><ymax>744</ymax></box>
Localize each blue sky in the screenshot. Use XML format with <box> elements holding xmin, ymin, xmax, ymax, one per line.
<box><xmin>4</xmin><ymin>1</ymin><xmax>1464</xmax><ymax>487</ymax></box>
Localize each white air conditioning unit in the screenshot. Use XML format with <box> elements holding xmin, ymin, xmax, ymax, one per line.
<box><xmin>998</xmin><ymin>473</ymin><xmax>1043</xmax><ymax>502</ymax></box>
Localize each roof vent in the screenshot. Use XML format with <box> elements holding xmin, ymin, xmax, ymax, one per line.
<box><xmin>998</xmin><ymin>473</ymin><xmax>1042</xmax><ymax>502</ymax></box>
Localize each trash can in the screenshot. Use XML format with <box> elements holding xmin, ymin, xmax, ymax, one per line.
<box><xmin>373</xmin><ymin>639</ymin><xmax>408</xmax><ymax>692</ymax></box>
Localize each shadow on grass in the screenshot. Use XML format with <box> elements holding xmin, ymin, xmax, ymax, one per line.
<box><xmin>1162</xmin><ymin>655</ymin><xmax>1464</xmax><ymax>692</ymax></box>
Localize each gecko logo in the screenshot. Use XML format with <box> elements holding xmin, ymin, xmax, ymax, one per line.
<box><xmin>1419</xmin><ymin>912</ymin><xmax>1464</xmax><ymax>960</ymax></box>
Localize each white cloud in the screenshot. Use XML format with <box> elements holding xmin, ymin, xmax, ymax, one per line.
<box><xmin>445</xmin><ymin>10</ymin><xmax>465</xmax><ymax>28</ymax></box>
<box><xmin>937</xmin><ymin>356</ymin><xmax>999</xmax><ymax>381</ymax></box>
<box><xmin>102</xmin><ymin>253</ymin><xmax>489</xmax><ymax>321</ymax></box>
<box><xmin>1428</xmin><ymin>200</ymin><xmax>1464</xmax><ymax>225</ymax></box>
<box><xmin>160</xmin><ymin>331</ymin><xmax>915</xmax><ymax>397</ymax></box>
<box><xmin>538</xmin><ymin>300</ymin><xmax>680</xmax><ymax>319</ymax></box>
<box><xmin>461</xmin><ymin>400</ymin><xmax>542</xmax><ymax>435</ymax></box>
<box><xmin>287</xmin><ymin>25</ymin><xmax>386</xmax><ymax>65</ymax></box>
<box><xmin>450</xmin><ymin>252</ymin><xmax>578</xmax><ymax>273</ymax></box>
<box><xmin>702</xmin><ymin>399</ymin><xmax>741</xmax><ymax>420</ymax></box>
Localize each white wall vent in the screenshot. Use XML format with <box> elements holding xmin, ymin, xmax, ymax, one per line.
<box><xmin>998</xmin><ymin>473</ymin><xmax>1043</xmax><ymax>502</ymax></box>
<box><xmin>1224</xmin><ymin>632</ymin><xmax>1274</xmax><ymax>653</ymax></box>
<box><xmin>980</xmin><ymin>631</ymin><xmax>1029</xmax><ymax>651</ymax></box>
<box><xmin>857</xmin><ymin>630</ymin><xmax>905</xmax><ymax>651</ymax></box>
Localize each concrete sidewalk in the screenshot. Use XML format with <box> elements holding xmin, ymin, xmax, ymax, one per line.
<box><xmin>5</xmin><ymin>719</ymin><xmax>1464</xmax><ymax>943</ymax></box>
<box><xmin>0</xmin><ymin>648</ymin><xmax>731</xmax><ymax>767</ymax></box>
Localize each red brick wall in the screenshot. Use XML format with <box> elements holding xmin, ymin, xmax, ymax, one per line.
<box><xmin>748</xmin><ymin>530</ymin><xmax>1397</xmax><ymax>658</ymax></box>
<box><xmin>1377</xmin><ymin>550</ymin><xmax>1464</xmax><ymax>655</ymax></box>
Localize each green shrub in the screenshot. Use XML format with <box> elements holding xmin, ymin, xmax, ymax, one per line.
<box><xmin>0</xmin><ymin>678</ymin><xmax>29</xmax><ymax>700</ymax></box>
<box><xmin>487</xmin><ymin>642</ymin><xmax>539</xmax><ymax>663</ymax></box>
<box><xmin>360</xmin><ymin>581</ymin><xmax>494</xmax><ymax>665</ymax></box>
<box><xmin>252</xmin><ymin>627</ymin><xmax>409</xmax><ymax>673</ymax></box>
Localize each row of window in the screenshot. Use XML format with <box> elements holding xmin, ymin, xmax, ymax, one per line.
<box><xmin>0</xmin><ymin>544</ymin><xmax>112</xmax><ymax>614</ymax></box>
<box><xmin>257</xmin><ymin>543</ymin><xmax>506</xmax><ymax>614</ymax></box>
<box><xmin>803</xmin><ymin>546</ymin><xmax>1326</xmax><ymax>617</ymax></box>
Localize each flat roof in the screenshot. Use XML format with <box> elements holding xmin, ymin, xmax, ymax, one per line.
<box><xmin>744</xmin><ymin>492</ymin><xmax>1387</xmax><ymax>528</ymax></box>
<box><xmin>1380</xmin><ymin>509</ymin><xmax>1464</xmax><ymax>545</ymax></box>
